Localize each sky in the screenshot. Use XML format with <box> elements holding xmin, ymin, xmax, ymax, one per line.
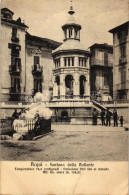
<box><xmin>1</xmin><ymin>0</ymin><xmax>128</xmax><ymax>48</ymax></box>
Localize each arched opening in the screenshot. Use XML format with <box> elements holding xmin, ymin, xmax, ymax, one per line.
<box><xmin>61</xmin><ymin>110</ymin><xmax>68</xmax><ymax>118</ymax></box>
<box><xmin>55</xmin><ymin>76</ymin><xmax>60</xmax><ymax>86</ymax></box>
<box><xmin>61</xmin><ymin>110</ymin><xmax>69</xmax><ymax>122</ymax></box>
<box><xmin>80</xmin><ymin>75</ymin><xmax>86</xmax><ymax>96</ymax></box>
<box><xmin>55</xmin><ymin>76</ymin><xmax>60</xmax><ymax>97</ymax></box>
<box><xmin>65</xmin><ymin>75</ymin><xmax>73</xmax><ymax>98</ymax></box>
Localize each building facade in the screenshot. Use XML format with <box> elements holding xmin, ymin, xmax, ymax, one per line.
<box><xmin>1</xmin><ymin>8</ymin><xmax>28</xmax><ymax>102</ymax></box>
<box><xmin>25</xmin><ymin>32</ymin><xmax>60</xmax><ymax>101</ymax></box>
<box><xmin>109</xmin><ymin>21</ymin><xmax>129</xmax><ymax>100</ymax></box>
<box><xmin>49</xmin><ymin>5</ymin><xmax>93</xmax><ymax>122</ymax></box>
<box><xmin>1</xmin><ymin>8</ymin><xmax>61</xmax><ymax>105</ymax></box>
<box><xmin>52</xmin><ymin>6</ymin><xmax>90</xmax><ymax>101</ymax></box>
<box><xmin>90</xmin><ymin>43</ymin><xmax>113</xmax><ymax>101</ymax></box>
<box><xmin>1</xmin><ymin>7</ymin><xmax>128</xmax><ymax>122</ymax></box>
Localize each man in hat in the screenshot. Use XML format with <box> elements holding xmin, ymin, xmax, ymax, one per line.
<box><xmin>12</xmin><ymin>109</ymin><xmax>19</xmax><ymax>119</ymax></box>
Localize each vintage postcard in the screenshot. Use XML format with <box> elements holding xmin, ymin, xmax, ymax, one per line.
<box><xmin>0</xmin><ymin>0</ymin><xmax>128</xmax><ymax>194</ymax></box>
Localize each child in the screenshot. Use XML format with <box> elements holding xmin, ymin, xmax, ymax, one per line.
<box><xmin>119</xmin><ymin>116</ymin><xmax>124</xmax><ymax>127</ymax></box>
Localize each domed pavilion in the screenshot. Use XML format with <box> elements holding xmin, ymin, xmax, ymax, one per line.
<box><xmin>52</xmin><ymin>4</ymin><xmax>90</xmax><ymax>101</ymax></box>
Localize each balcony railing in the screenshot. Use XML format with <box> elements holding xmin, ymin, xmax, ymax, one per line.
<box><xmin>119</xmin><ymin>36</ymin><xmax>127</xmax><ymax>44</ymax></box>
<box><xmin>9</xmin><ymin>87</ymin><xmax>21</xmax><ymax>94</ymax></box>
<box><xmin>32</xmin><ymin>64</ymin><xmax>43</xmax><ymax>75</ymax></box>
<box><xmin>11</xmin><ymin>36</ymin><xmax>19</xmax><ymax>43</ymax></box>
<box><xmin>9</xmin><ymin>87</ymin><xmax>21</xmax><ymax>101</ymax></box>
<box><xmin>9</xmin><ymin>65</ymin><xmax>21</xmax><ymax>74</ymax></box>
<box><xmin>119</xmin><ymin>57</ymin><xmax>127</xmax><ymax>65</ymax></box>
<box><xmin>53</xmin><ymin>95</ymin><xmax>89</xmax><ymax>99</ymax></box>
<box><xmin>91</xmin><ymin>59</ymin><xmax>113</xmax><ymax>67</ymax></box>
<box><xmin>116</xmin><ymin>81</ymin><xmax>129</xmax><ymax>90</ymax></box>
<box><xmin>32</xmin><ymin>88</ymin><xmax>42</xmax><ymax>96</ymax></box>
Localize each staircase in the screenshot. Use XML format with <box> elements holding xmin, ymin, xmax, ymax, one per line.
<box><xmin>91</xmin><ymin>100</ymin><xmax>113</xmax><ymax>114</ymax></box>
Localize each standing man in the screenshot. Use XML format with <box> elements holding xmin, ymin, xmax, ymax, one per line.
<box><xmin>119</xmin><ymin>116</ymin><xmax>124</xmax><ymax>127</ymax></box>
<box><xmin>101</xmin><ymin>109</ymin><xmax>105</xmax><ymax>126</ymax></box>
<box><xmin>92</xmin><ymin>108</ymin><xmax>98</xmax><ymax>125</ymax></box>
<box><xmin>113</xmin><ymin>109</ymin><xmax>118</xmax><ymax>127</ymax></box>
<box><xmin>12</xmin><ymin>109</ymin><xmax>19</xmax><ymax>127</ymax></box>
<box><xmin>106</xmin><ymin>109</ymin><xmax>112</xmax><ymax>126</ymax></box>
<box><xmin>12</xmin><ymin>109</ymin><xmax>19</xmax><ymax>119</ymax></box>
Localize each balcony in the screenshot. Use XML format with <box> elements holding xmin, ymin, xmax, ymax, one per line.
<box><xmin>32</xmin><ymin>64</ymin><xmax>43</xmax><ymax>76</ymax></box>
<box><xmin>9</xmin><ymin>87</ymin><xmax>21</xmax><ymax>101</ymax></box>
<box><xmin>116</xmin><ymin>81</ymin><xmax>129</xmax><ymax>90</ymax></box>
<box><xmin>91</xmin><ymin>59</ymin><xmax>113</xmax><ymax>67</ymax></box>
<box><xmin>11</xmin><ymin>44</ymin><xmax>21</xmax><ymax>57</ymax></box>
<box><xmin>11</xmin><ymin>36</ymin><xmax>19</xmax><ymax>43</ymax></box>
<box><xmin>53</xmin><ymin>95</ymin><xmax>89</xmax><ymax>100</ymax></box>
<box><xmin>119</xmin><ymin>36</ymin><xmax>127</xmax><ymax>44</ymax></box>
<box><xmin>9</xmin><ymin>65</ymin><xmax>21</xmax><ymax>75</ymax></box>
<box><xmin>10</xmin><ymin>87</ymin><xmax>21</xmax><ymax>94</ymax></box>
<box><xmin>119</xmin><ymin>57</ymin><xmax>127</xmax><ymax>65</ymax></box>
<box><xmin>32</xmin><ymin>88</ymin><xmax>42</xmax><ymax>96</ymax></box>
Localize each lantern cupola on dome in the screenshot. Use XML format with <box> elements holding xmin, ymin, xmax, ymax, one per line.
<box><xmin>62</xmin><ymin>1</ymin><xmax>81</xmax><ymax>41</ymax></box>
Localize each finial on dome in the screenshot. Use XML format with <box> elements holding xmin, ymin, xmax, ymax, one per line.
<box><xmin>68</xmin><ymin>0</ymin><xmax>75</xmax><ymax>15</ymax></box>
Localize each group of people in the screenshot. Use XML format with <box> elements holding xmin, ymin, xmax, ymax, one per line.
<box><xmin>12</xmin><ymin>109</ymin><xmax>26</xmax><ymax>119</ymax></box>
<box><xmin>92</xmin><ymin>108</ymin><xmax>124</xmax><ymax>127</ymax></box>
<box><xmin>12</xmin><ymin>108</ymin><xmax>124</xmax><ymax>127</ymax></box>
<box><xmin>12</xmin><ymin>108</ymin><xmax>40</xmax><ymax>120</ymax></box>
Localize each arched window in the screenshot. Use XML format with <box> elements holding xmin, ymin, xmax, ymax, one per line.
<box><xmin>55</xmin><ymin>76</ymin><xmax>60</xmax><ymax>86</ymax></box>
<box><xmin>55</xmin><ymin>76</ymin><xmax>60</xmax><ymax>97</ymax></box>
<box><xmin>80</xmin><ymin>75</ymin><xmax>86</xmax><ymax>96</ymax></box>
<box><xmin>61</xmin><ymin>110</ymin><xmax>68</xmax><ymax>118</ymax></box>
<box><xmin>69</xmin><ymin>28</ymin><xmax>73</xmax><ymax>38</ymax></box>
<box><xmin>65</xmin><ymin>75</ymin><xmax>74</xmax><ymax>98</ymax></box>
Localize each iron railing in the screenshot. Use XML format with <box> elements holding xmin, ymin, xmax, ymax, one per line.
<box><xmin>53</xmin><ymin>95</ymin><xmax>89</xmax><ymax>99</ymax></box>
<box><xmin>11</xmin><ymin>36</ymin><xmax>19</xmax><ymax>43</ymax></box>
<box><xmin>91</xmin><ymin>59</ymin><xmax>113</xmax><ymax>67</ymax></box>
<box><xmin>119</xmin><ymin>57</ymin><xmax>127</xmax><ymax>65</ymax></box>
<box><xmin>116</xmin><ymin>81</ymin><xmax>129</xmax><ymax>90</ymax></box>
<box><xmin>32</xmin><ymin>65</ymin><xmax>43</xmax><ymax>75</ymax></box>
<box><xmin>119</xmin><ymin>36</ymin><xmax>127</xmax><ymax>44</ymax></box>
<box><xmin>9</xmin><ymin>65</ymin><xmax>21</xmax><ymax>74</ymax></box>
<box><xmin>0</xmin><ymin>118</ymin><xmax>14</xmax><ymax>135</ymax></box>
<box><xmin>9</xmin><ymin>87</ymin><xmax>21</xmax><ymax>94</ymax></box>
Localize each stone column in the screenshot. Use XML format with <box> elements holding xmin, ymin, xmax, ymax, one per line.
<box><xmin>70</xmin><ymin>58</ymin><xmax>73</xmax><ymax>66</ymax></box>
<box><xmin>85</xmin><ymin>59</ymin><xmax>90</xmax><ymax>99</ymax></box>
<box><xmin>74</xmin><ymin>56</ymin><xmax>78</xmax><ymax>67</ymax></box>
<box><xmin>87</xmin><ymin>57</ymin><xmax>90</xmax><ymax>69</ymax></box>
<box><xmin>66</xmin><ymin>29</ymin><xmax>69</xmax><ymax>39</ymax></box>
<box><xmin>73</xmin><ymin>73</ymin><xmax>80</xmax><ymax>99</ymax></box>
<box><xmin>66</xmin><ymin>58</ymin><xmax>68</xmax><ymax>66</ymax></box>
<box><xmin>53</xmin><ymin>81</ymin><xmax>58</xmax><ymax>98</ymax></box>
<box><xmin>60</xmin><ymin>74</ymin><xmax>65</xmax><ymax>99</ymax></box>
<box><xmin>60</xmin><ymin>57</ymin><xmax>64</xmax><ymax>67</ymax></box>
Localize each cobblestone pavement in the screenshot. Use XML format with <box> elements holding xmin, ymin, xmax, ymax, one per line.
<box><xmin>1</xmin><ymin>125</ymin><xmax>128</xmax><ymax>161</ymax></box>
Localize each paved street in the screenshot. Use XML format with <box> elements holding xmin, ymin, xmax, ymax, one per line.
<box><xmin>1</xmin><ymin>125</ymin><xmax>128</xmax><ymax>161</ymax></box>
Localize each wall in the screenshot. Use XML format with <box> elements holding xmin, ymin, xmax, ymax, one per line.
<box><xmin>113</xmin><ymin>26</ymin><xmax>129</xmax><ymax>100</ymax></box>
<box><xmin>26</xmin><ymin>42</ymin><xmax>54</xmax><ymax>97</ymax></box>
<box><xmin>1</xmin><ymin>21</ymin><xmax>26</xmax><ymax>101</ymax></box>
<box><xmin>90</xmin><ymin>46</ymin><xmax>113</xmax><ymax>98</ymax></box>
<box><xmin>1</xmin><ymin>23</ymin><xmax>11</xmax><ymax>101</ymax></box>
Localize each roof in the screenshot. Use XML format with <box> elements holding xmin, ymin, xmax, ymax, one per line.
<box><xmin>89</xmin><ymin>43</ymin><xmax>113</xmax><ymax>51</ymax></box>
<box><xmin>1</xmin><ymin>8</ymin><xmax>14</xmax><ymax>15</ymax></box>
<box><xmin>62</xmin><ymin>9</ymin><xmax>81</xmax><ymax>30</ymax></box>
<box><xmin>109</xmin><ymin>21</ymin><xmax>129</xmax><ymax>33</ymax></box>
<box><xmin>52</xmin><ymin>39</ymin><xmax>89</xmax><ymax>55</ymax></box>
<box><xmin>1</xmin><ymin>17</ymin><xmax>28</xmax><ymax>28</ymax></box>
<box><xmin>26</xmin><ymin>32</ymin><xmax>61</xmax><ymax>49</ymax></box>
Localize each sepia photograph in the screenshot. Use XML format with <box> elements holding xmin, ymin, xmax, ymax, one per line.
<box><xmin>0</xmin><ymin>0</ymin><xmax>128</xmax><ymax>163</ymax></box>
